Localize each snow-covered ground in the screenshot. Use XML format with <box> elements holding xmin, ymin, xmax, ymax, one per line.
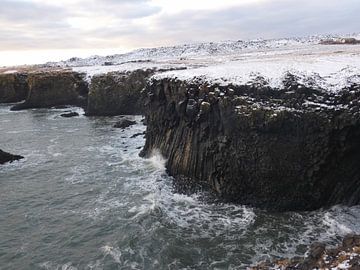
<box><xmin>154</xmin><ymin>44</ymin><xmax>360</xmax><ymax>92</ymax></box>
<box><xmin>44</xmin><ymin>34</ymin><xmax>360</xmax><ymax>92</ymax></box>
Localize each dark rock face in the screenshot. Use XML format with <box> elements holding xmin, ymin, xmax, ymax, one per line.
<box><xmin>141</xmin><ymin>77</ymin><xmax>360</xmax><ymax>211</ymax></box>
<box><xmin>11</xmin><ymin>71</ymin><xmax>88</xmax><ymax>111</ymax></box>
<box><xmin>86</xmin><ymin>69</ymin><xmax>155</xmax><ymax>116</ymax></box>
<box><xmin>60</xmin><ymin>112</ymin><xmax>79</xmax><ymax>118</ymax></box>
<box><xmin>0</xmin><ymin>73</ymin><xmax>29</xmax><ymax>103</ymax></box>
<box><xmin>0</xmin><ymin>149</ymin><xmax>24</xmax><ymax>164</ymax></box>
<box><xmin>113</xmin><ymin>118</ymin><xmax>137</xmax><ymax>129</ymax></box>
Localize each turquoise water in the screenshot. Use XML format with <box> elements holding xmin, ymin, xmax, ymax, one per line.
<box><xmin>0</xmin><ymin>104</ymin><xmax>359</xmax><ymax>270</ymax></box>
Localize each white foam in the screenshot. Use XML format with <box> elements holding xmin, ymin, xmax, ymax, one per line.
<box><xmin>322</xmin><ymin>211</ymin><xmax>354</xmax><ymax>236</ymax></box>
<box><xmin>101</xmin><ymin>245</ymin><xmax>122</xmax><ymax>264</ymax></box>
<box><xmin>146</xmin><ymin>150</ymin><xmax>167</xmax><ymax>172</ymax></box>
<box><xmin>39</xmin><ymin>261</ymin><xmax>78</xmax><ymax>270</ymax></box>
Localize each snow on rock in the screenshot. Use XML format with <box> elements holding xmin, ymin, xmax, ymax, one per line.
<box><xmin>153</xmin><ymin>45</ymin><xmax>360</xmax><ymax>92</ymax></box>
<box><xmin>41</xmin><ymin>34</ymin><xmax>360</xmax><ymax>91</ymax></box>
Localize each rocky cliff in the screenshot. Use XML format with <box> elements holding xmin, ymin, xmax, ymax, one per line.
<box><xmin>140</xmin><ymin>76</ymin><xmax>360</xmax><ymax>211</ymax></box>
<box><xmin>86</xmin><ymin>69</ymin><xmax>154</xmax><ymax>116</ymax></box>
<box><xmin>0</xmin><ymin>73</ymin><xmax>29</xmax><ymax>103</ymax></box>
<box><xmin>10</xmin><ymin>71</ymin><xmax>88</xmax><ymax>110</ymax></box>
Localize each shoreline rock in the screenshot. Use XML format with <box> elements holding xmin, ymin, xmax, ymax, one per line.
<box><xmin>10</xmin><ymin>71</ymin><xmax>88</xmax><ymax>111</ymax></box>
<box><xmin>0</xmin><ymin>149</ymin><xmax>24</xmax><ymax>165</ymax></box>
<box><xmin>113</xmin><ymin>118</ymin><xmax>137</xmax><ymax>129</ymax></box>
<box><xmin>140</xmin><ymin>76</ymin><xmax>360</xmax><ymax>211</ymax></box>
<box><xmin>60</xmin><ymin>112</ymin><xmax>79</xmax><ymax>118</ymax></box>
<box><xmin>250</xmin><ymin>234</ymin><xmax>360</xmax><ymax>270</ymax></box>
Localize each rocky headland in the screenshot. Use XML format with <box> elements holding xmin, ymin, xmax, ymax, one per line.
<box><xmin>140</xmin><ymin>75</ymin><xmax>360</xmax><ymax>211</ymax></box>
<box><xmin>10</xmin><ymin>71</ymin><xmax>88</xmax><ymax>111</ymax></box>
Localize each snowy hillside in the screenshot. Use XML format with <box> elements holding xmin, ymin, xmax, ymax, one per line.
<box><xmin>44</xmin><ymin>34</ymin><xmax>358</xmax><ymax>68</ymax></box>
<box><xmin>41</xmin><ymin>34</ymin><xmax>360</xmax><ymax>92</ymax></box>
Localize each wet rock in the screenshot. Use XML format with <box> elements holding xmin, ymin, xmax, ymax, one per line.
<box><xmin>0</xmin><ymin>73</ymin><xmax>29</xmax><ymax>103</ymax></box>
<box><xmin>86</xmin><ymin>69</ymin><xmax>155</xmax><ymax>116</ymax></box>
<box><xmin>343</xmin><ymin>234</ymin><xmax>360</xmax><ymax>249</ymax></box>
<box><xmin>113</xmin><ymin>119</ymin><xmax>137</xmax><ymax>129</ymax></box>
<box><xmin>11</xmin><ymin>71</ymin><xmax>88</xmax><ymax>111</ymax></box>
<box><xmin>130</xmin><ymin>132</ymin><xmax>145</xmax><ymax>138</ymax></box>
<box><xmin>0</xmin><ymin>149</ymin><xmax>24</xmax><ymax>164</ymax></box>
<box><xmin>251</xmin><ymin>234</ymin><xmax>360</xmax><ymax>270</ymax></box>
<box><xmin>141</xmin><ymin>77</ymin><xmax>360</xmax><ymax>211</ymax></box>
<box><xmin>60</xmin><ymin>112</ymin><xmax>79</xmax><ymax>118</ymax></box>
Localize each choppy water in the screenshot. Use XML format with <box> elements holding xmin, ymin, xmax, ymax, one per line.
<box><xmin>0</xmin><ymin>104</ymin><xmax>359</xmax><ymax>270</ymax></box>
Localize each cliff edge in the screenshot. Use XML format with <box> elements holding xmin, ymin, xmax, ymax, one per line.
<box><xmin>140</xmin><ymin>50</ymin><xmax>360</xmax><ymax>211</ymax></box>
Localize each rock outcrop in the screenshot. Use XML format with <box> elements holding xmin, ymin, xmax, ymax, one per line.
<box><xmin>140</xmin><ymin>76</ymin><xmax>360</xmax><ymax>211</ymax></box>
<box><xmin>0</xmin><ymin>73</ymin><xmax>29</xmax><ymax>103</ymax></box>
<box><xmin>11</xmin><ymin>71</ymin><xmax>88</xmax><ymax>111</ymax></box>
<box><xmin>86</xmin><ymin>69</ymin><xmax>155</xmax><ymax>116</ymax></box>
<box><xmin>113</xmin><ymin>118</ymin><xmax>137</xmax><ymax>129</ymax></box>
<box><xmin>60</xmin><ymin>112</ymin><xmax>79</xmax><ymax>118</ymax></box>
<box><xmin>0</xmin><ymin>149</ymin><xmax>24</xmax><ymax>164</ymax></box>
<box><xmin>251</xmin><ymin>234</ymin><xmax>360</xmax><ymax>269</ymax></box>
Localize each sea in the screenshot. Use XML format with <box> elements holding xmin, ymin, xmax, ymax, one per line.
<box><xmin>0</xmin><ymin>104</ymin><xmax>359</xmax><ymax>270</ymax></box>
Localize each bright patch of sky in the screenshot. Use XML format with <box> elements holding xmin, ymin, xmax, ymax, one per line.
<box><xmin>0</xmin><ymin>0</ymin><xmax>358</xmax><ymax>65</ymax></box>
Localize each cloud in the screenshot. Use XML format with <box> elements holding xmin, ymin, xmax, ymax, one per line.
<box><xmin>0</xmin><ymin>0</ymin><xmax>161</xmax><ymax>50</ymax></box>
<box><xmin>0</xmin><ymin>0</ymin><xmax>358</xmax><ymax>51</ymax></box>
<box><xmin>138</xmin><ymin>0</ymin><xmax>360</xmax><ymax>45</ymax></box>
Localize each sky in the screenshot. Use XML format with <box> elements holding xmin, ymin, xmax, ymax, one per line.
<box><xmin>0</xmin><ymin>0</ymin><xmax>359</xmax><ymax>66</ymax></box>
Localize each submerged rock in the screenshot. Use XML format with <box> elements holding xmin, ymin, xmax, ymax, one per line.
<box><xmin>0</xmin><ymin>73</ymin><xmax>29</xmax><ymax>103</ymax></box>
<box><xmin>0</xmin><ymin>149</ymin><xmax>24</xmax><ymax>164</ymax></box>
<box><xmin>113</xmin><ymin>118</ymin><xmax>137</xmax><ymax>129</ymax></box>
<box><xmin>86</xmin><ymin>69</ymin><xmax>155</xmax><ymax>116</ymax></box>
<box><xmin>60</xmin><ymin>112</ymin><xmax>79</xmax><ymax>118</ymax></box>
<box><xmin>141</xmin><ymin>76</ymin><xmax>360</xmax><ymax>211</ymax></box>
<box><xmin>11</xmin><ymin>71</ymin><xmax>88</xmax><ymax>111</ymax></box>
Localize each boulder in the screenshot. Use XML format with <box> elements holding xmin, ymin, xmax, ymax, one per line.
<box><xmin>60</xmin><ymin>112</ymin><xmax>79</xmax><ymax>118</ymax></box>
<box><xmin>86</xmin><ymin>69</ymin><xmax>155</xmax><ymax>116</ymax></box>
<box><xmin>0</xmin><ymin>149</ymin><xmax>24</xmax><ymax>164</ymax></box>
<box><xmin>11</xmin><ymin>71</ymin><xmax>88</xmax><ymax>111</ymax></box>
<box><xmin>0</xmin><ymin>73</ymin><xmax>29</xmax><ymax>103</ymax></box>
<box><xmin>113</xmin><ymin>118</ymin><xmax>137</xmax><ymax>129</ymax></box>
<box><xmin>140</xmin><ymin>77</ymin><xmax>360</xmax><ymax>211</ymax></box>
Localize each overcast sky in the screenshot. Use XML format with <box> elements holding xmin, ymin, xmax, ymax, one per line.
<box><xmin>0</xmin><ymin>0</ymin><xmax>359</xmax><ymax>65</ymax></box>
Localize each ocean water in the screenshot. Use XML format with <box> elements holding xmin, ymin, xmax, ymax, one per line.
<box><xmin>0</xmin><ymin>104</ymin><xmax>359</xmax><ymax>270</ymax></box>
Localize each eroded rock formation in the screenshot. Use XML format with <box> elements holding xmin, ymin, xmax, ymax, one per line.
<box><xmin>140</xmin><ymin>76</ymin><xmax>360</xmax><ymax>211</ymax></box>
<box><xmin>0</xmin><ymin>149</ymin><xmax>24</xmax><ymax>164</ymax></box>
<box><xmin>11</xmin><ymin>71</ymin><xmax>88</xmax><ymax>111</ymax></box>
<box><xmin>0</xmin><ymin>73</ymin><xmax>29</xmax><ymax>103</ymax></box>
<box><xmin>86</xmin><ymin>69</ymin><xmax>155</xmax><ymax>116</ymax></box>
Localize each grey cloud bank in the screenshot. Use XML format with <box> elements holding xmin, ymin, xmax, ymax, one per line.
<box><xmin>0</xmin><ymin>0</ymin><xmax>358</xmax><ymax>51</ymax></box>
